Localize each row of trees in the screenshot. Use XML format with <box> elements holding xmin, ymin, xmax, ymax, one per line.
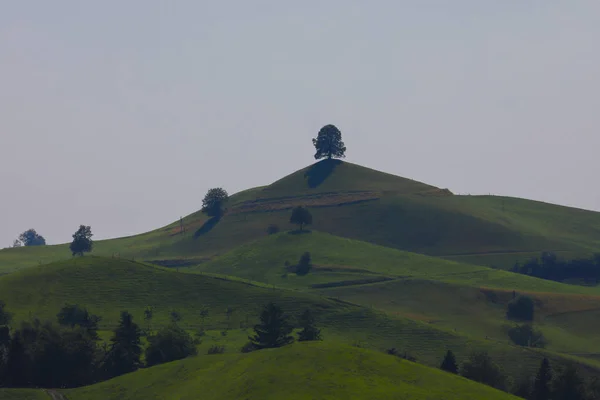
<box><xmin>511</xmin><ymin>252</ymin><xmax>600</xmax><ymax>285</ymax></box>
<box><xmin>0</xmin><ymin>301</ymin><xmax>320</xmax><ymax>389</ymax></box>
<box><xmin>439</xmin><ymin>350</ymin><xmax>595</xmax><ymax>399</ymax></box>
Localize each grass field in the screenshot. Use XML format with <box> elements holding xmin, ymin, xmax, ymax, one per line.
<box><xmin>64</xmin><ymin>342</ymin><xmax>519</xmax><ymax>400</ymax></box>
<box><xmin>2</xmin><ymin>255</ymin><xmax>600</xmax><ymax>385</ymax></box>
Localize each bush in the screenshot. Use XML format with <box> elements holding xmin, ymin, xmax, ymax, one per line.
<box><xmin>461</xmin><ymin>351</ymin><xmax>506</xmax><ymax>390</ymax></box>
<box><xmin>267</xmin><ymin>224</ymin><xmax>280</xmax><ymax>235</ymax></box>
<box><xmin>145</xmin><ymin>324</ymin><xmax>197</xmax><ymax>367</ymax></box>
<box><xmin>508</xmin><ymin>324</ymin><xmax>546</xmax><ymax>348</ymax></box>
<box><xmin>207</xmin><ymin>345</ymin><xmax>225</xmax><ymax>355</ymax></box>
<box><xmin>296</xmin><ymin>252</ymin><xmax>312</xmax><ymax>276</ymax></box>
<box><xmin>506</xmin><ymin>295</ymin><xmax>534</xmax><ymax>321</ymax></box>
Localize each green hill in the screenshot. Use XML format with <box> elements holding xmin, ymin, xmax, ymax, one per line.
<box><xmin>2</xmin><ymin>160</ymin><xmax>599</xmax><ymax>275</ymax></box>
<box><xmin>65</xmin><ymin>342</ymin><xmax>519</xmax><ymax>400</ymax></box>
<box><xmin>2</xmin><ymin>255</ymin><xmax>600</xmax><ymax>385</ymax></box>
<box><xmin>0</xmin><ymin>389</ymin><xmax>48</xmax><ymax>399</ymax></box>
<box><xmin>192</xmin><ymin>231</ymin><xmax>600</xmax><ymax>357</ymax></box>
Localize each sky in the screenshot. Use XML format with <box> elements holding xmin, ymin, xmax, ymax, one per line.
<box><xmin>1</xmin><ymin>1</ymin><xmax>599</xmax><ymax>246</ymax></box>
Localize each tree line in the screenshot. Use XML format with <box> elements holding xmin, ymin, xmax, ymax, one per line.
<box><xmin>511</xmin><ymin>252</ymin><xmax>600</xmax><ymax>285</ymax></box>
<box><xmin>437</xmin><ymin>349</ymin><xmax>599</xmax><ymax>400</ymax></box>
<box><xmin>0</xmin><ymin>301</ymin><xmax>321</xmax><ymax>389</ymax></box>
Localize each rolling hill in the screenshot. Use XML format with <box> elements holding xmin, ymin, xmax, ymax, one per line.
<box><xmin>63</xmin><ymin>342</ymin><xmax>520</xmax><ymax>400</ymax></box>
<box><xmin>1</xmin><ymin>160</ymin><xmax>600</xmax><ymax>275</ymax></box>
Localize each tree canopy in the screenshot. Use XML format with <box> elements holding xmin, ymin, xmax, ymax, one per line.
<box><xmin>249</xmin><ymin>302</ymin><xmax>294</xmax><ymax>350</ymax></box>
<box><xmin>290</xmin><ymin>206</ymin><xmax>312</xmax><ymax>231</ymax></box>
<box><xmin>201</xmin><ymin>188</ymin><xmax>229</xmax><ymax>217</ymax></box>
<box><xmin>440</xmin><ymin>350</ymin><xmax>458</xmax><ymax>374</ymax></box>
<box><xmin>70</xmin><ymin>225</ymin><xmax>93</xmax><ymax>256</ymax></box>
<box><xmin>297</xmin><ymin>309</ymin><xmax>322</xmax><ymax>342</ymax></box>
<box><xmin>18</xmin><ymin>229</ymin><xmax>46</xmax><ymax>246</ymax></box>
<box><xmin>312</xmin><ymin>124</ymin><xmax>346</xmax><ymax>160</ymax></box>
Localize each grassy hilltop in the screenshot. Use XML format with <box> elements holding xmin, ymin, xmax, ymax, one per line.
<box><xmin>2</xmin><ymin>160</ymin><xmax>600</xmax><ymax>274</ymax></box>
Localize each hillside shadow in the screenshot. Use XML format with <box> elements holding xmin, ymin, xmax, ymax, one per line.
<box><xmin>287</xmin><ymin>230</ymin><xmax>312</xmax><ymax>235</ymax></box>
<box><xmin>304</xmin><ymin>159</ymin><xmax>341</xmax><ymax>188</ymax></box>
<box><xmin>194</xmin><ymin>216</ymin><xmax>221</xmax><ymax>238</ymax></box>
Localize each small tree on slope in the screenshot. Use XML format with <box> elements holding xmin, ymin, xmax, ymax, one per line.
<box><xmin>103</xmin><ymin>311</ymin><xmax>142</xmax><ymax>378</ymax></box>
<box><xmin>297</xmin><ymin>309</ymin><xmax>322</xmax><ymax>342</ymax></box>
<box><xmin>531</xmin><ymin>358</ymin><xmax>551</xmax><ymax>400</ymax></box>
<box><xmin>70</xmin><ymin>225</ymin><xmax>93</xmax><ymax>256</ymax></box>
<box><xmin>290</xmin><ymin>206</ymin><xmax>312</xmax><ymax>231</ymax></box>
<box><xmin>201</xmin><ymin>188</ymin><xmax>229</xmax><ymax>217</ymax></box>
<box><xmin>249</xmin><ymin>302</ymin><xmax>294</xmax><ymax>350</ymax></box>
<box><xmin>440</xmin><ymin>350</ymin><xmax>458</xmax><ymax>374</ymax></box>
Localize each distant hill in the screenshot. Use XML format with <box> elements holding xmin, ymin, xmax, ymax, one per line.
<box><xmin>1</xmin><ymin>160</ymin><xmax>599</xmax><ymax>274</ymax></box>
<box><xmin>64</xmin><ymin>342</ymin><xmax>519</xmax><ymax>400</ymax></box>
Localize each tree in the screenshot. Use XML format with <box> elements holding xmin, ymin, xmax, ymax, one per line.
<box><xmin>461</xmin><ymin>351</ymin><xmax>506</xmax><ymax>390</ymax></box>
<box><xmin>103</xmin><ymin>311</ymin><xmax>142</xmax><ymax>378</ymax></box>
<box><xmin>297</xmin><ymin>309</ymin><xmax>322</xmax><ymax>342</ymax></box>
<box><xmin>440</xmin><ymin>350</ymin><xmax>458</xmax><ymax>374</ymax></box>
<box><xmin>267</xmin><ymin>224</ymin><xmax>280</xmax><ymax>235</ymax></box>
<box><xmin>201</xmin><ymin>188</ymin><xmax>229</xmax><ymax>217</ymax></box>
<box><xmin>506</xmin><ymin>295</ymin><xmax>534</xmax><ymax>321</ymax></box>
<box><xmin>531</xmin><ymin>358</ymin><xmax>552</xmax><ymax>400</ymax></box>
<box><xmin>249</xmin><ymin>302</ymin><xmax>294</xmax><ymax>350</ymax></box>
<box><xmin>199</xmin><ymin>307</ymin><xmax>209</xmax><ymax>330</ymax></box>
<box><xmin>57</xmin><ymin>304</ymin><xmax>101</xmax><ymax>339</ymax></box>
<box><xmin>551</xmin><ymin>365</ymin><xmax>585</xmax><ymax>400</ymax></box>
<box><xmin>296</xmin><ymin>252</ymin><xmax>312</xmax><ymax>276</ymax></box>
<box><xmin>312</xmin><ymin>124</ymin><xmax>346</xmax><ymax>160</ymax></box>
<box><xmin>0</xmin><ymin>300</ymin><xmax>12</xmax><ymax>326</ymax></box>
<box><xmin>145</xmin><ymin>324</ymin><xmax>197</xmax><ymax>367</ymax></box>
<box><xmin>18</xmin><ymin>229</ymin><xmax>46</xmax><ymax>246</ymax></box>
<box><xmin>70</xmin><ymin>225</ymin><xmax>93</xmax><ymax>256</ymax></box>
<box><xmin>11</xmin><ymin>240</ymin><xmax>21</xmax><ymax>248</ymax></box>
<box><xmin>144</xmin><ymin>306</ymin><xmax>153</xmax><ymax>334</ymax></box>
<box><xmin>290</xmin><ymin>206</ymin><xmax>312</xmax><ymax>231</ymax></box>
<box><xmin>508</xmin><ymin>324</ymin><xmax>546</xmax><ymax>348</ymax></box>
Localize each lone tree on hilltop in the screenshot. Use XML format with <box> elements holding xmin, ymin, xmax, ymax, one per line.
<box><xmin>312</xmin><ymin>124</ymin><xmax>346</xmax><ymax>160</ymax></box>
<box><xmin>297</xmin><ymin>309</ymin><xmax>322</xmax><ymax>342</ymax></box>
<box><xmin>290</xmin><ymin>206</ymin><xmax>312</xmax><ymax>231</ymax></box>
<box><xmin>202</xmin><ymin>188</ymin><xmax>229</xmax><ymax>217</ymax></box>
<box><xmin>70</xmin><ymin>225</ymin><xmax>93</xmax><ymax>256</ymax></box>
<box><xmin>440</xmin><ymin>350</ymin><xmax>458</xmax><ymax>374</ymax></box>
<box><xmin>249</xmin><ymin>302</ymin><xmax>294</xmax><ymax>350</ymax></box>
<box><xmin>18</xmin><ymin>229</ymin><xmax>46</xmax><ymax>246</ymax></box>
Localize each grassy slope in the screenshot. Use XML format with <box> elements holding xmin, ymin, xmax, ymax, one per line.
<box><xmin>195</xmin><ymin>231</ymin><xmax>600</xmax><ymax>357</ymax></box>
<box><xmin>0</xmin><ymin>255</ymin><xmax>593</xmax><ymax>383</ymax></box>
<box><xmin>3</xmin><ymin>160</ymin><xmax>600</xmax><ymax>274</ymax></box>
<box><xmin>194</xmin><ymin>231</ymin><xmax>600</xmax><ymax>295</ymax></box>
<box><xmin>66</xmin><ymin>342</ymin><xmax>519</xmax><ymax>400</ymax></box>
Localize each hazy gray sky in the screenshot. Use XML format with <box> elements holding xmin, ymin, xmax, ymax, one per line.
<box><xmin>1</xmin><ymin>1</ymin><xmax>599</xmax><ymax>246</ymax></box>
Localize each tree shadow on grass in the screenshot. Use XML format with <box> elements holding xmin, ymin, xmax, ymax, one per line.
<box><xmin>287</xmin><ymin>230</ymin><xmax>312</xmax><ymax>235</ymax></box>
<box><xmin>304</xmin><ymin>159</ymin><xmax>341</xmax><ymax>188</ymax></box>
<box><xmin>194</xmin><ymin>216</ymin><xmax>221</xmax><ymax>238</ymax></box>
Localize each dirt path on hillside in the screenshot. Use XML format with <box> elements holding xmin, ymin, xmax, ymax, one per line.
<box><xmin>44</xmin><ymin>389</ymin><xmax>68</xmax><ymax>400</ymax></box>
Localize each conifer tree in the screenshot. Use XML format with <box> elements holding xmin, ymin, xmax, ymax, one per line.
<box><xmin>551</xmin><ymin>365</ymin><xmax>585</xmax><ymax>400</ymax></box>
<box><xmin>249</xmin><ymin>302</ymin><xmax>294</xmax><ymax>349</ymax></box>
<box><xmin>440</xmin><ymin>350</ymin><xmax>458</xmax><ymax>374</ymax></box>
<box><xmin>532</xmin><ymin>358</ymin><xmax>551</xmax><ymax>400</ymax></box>
<box><xmin>297</xmin><ymin>309</ymin><xmax>322</xmax><ymax>342</ymax></box>
<box><xmin>103</xmin><ymin>311</ymin><xmax>142</xmax><ymax>378</ymax></box>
